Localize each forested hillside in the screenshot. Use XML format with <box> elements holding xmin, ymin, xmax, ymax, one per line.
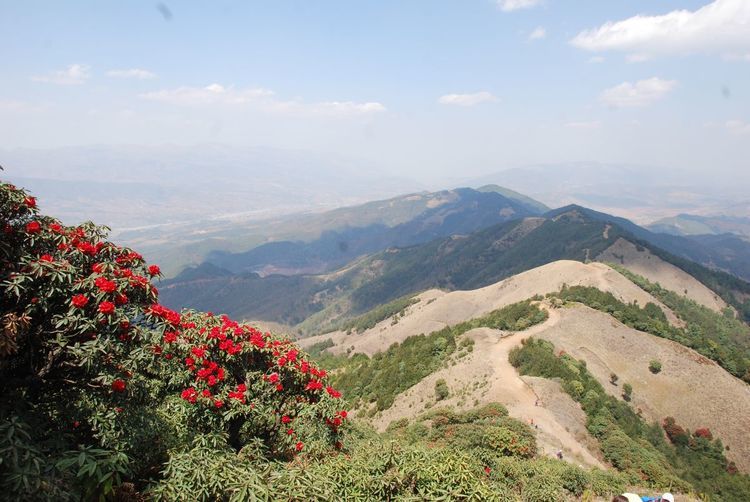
<box><xmin>162</xmin><ymin>207</ymin><xmax>750</xmax><ymax>333</ymax></box>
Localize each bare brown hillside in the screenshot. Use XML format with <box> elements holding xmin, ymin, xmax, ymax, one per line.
<box><xmin>300</xmin><ymin>260</ymin><xmax>680</xmax><ymax>356</ymax></box>
<box><xmin>535</xmin><ymin>304</ymin><xmax>750</xmax><ymax>471</ymax></box>
<box><xmin>302</xmin><ymin>260</ymin><xmax>750</xmax><ymax>473</ymax></box>
<box><xmin>597</xmin><ymin>238</ymin><xmax>726</xmax><ymax>311</ymax></box>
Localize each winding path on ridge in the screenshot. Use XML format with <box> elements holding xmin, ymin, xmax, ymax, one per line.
<box><xmin>373</xmin><ymin>303</ymin><xmax>606</xmax><ymax>469</ymax></box>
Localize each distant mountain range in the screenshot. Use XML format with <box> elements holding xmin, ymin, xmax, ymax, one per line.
<box><xmin>648</xmin><ymin>214</ymin><xmax>750</xmax><ymax>239</ymax></box>
<box><xmin>205</xmin><ymin>186</ymin><xmax>548</xmax><ymax>275</ymax></box>
<box><xmin>160</xmin><ymin>193</ymin><xmax>750</xmax><ymax>334</ymax></box>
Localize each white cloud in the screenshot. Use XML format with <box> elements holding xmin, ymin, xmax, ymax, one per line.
<box><xmin>726</xmin><ymin>120</ymin><xmax>750</xmax><ymax>135</ymax></box>
<box><xmin>565</xmin><ymin>120</ymin><xmax>601</xmax><ymax>129</ymax></box>
<box><xmin>107</xmin><ymin>68</ymin><xmax>156</xmax><ymax>80</ymax></box>
<box><xmin>498</xmin><ymin>0</ymin><xmax>542</xmax><ymax>12</ymax></box>
<box><xmin>140</xmin><ymin>83</ymin><xmax>385</xmax><ymax>116</ymax></box>
<box><xmin>528</xmin><ymin>26</ymin><xmax>546</xmax><ymax>41</ymax></box>
<box><xmin>571</xmin><ymin>0</ymin><xmax>750</xmax><ymax>60</ymax></box>
<box><xmin>31</xmin><ymin>64</ymin><xmax>90</xmax><ymax>85</ymax></box>
<box><xmin>438</xmin><ymin>91</ymin><xmax>498</xmax><ymax>107</ymax></box>
<box><xmin>600</xmin><ymin>77</ymin><xmax>677</xmax><ymax>108</ymax></box>
<box><xmin>140</xmin><ymin>84</ymin><xmax>273</xmax><ymax>105</ymax></box>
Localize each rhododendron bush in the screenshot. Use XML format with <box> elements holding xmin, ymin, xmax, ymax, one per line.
<box><xmin>0</xmin><ymin>181</ymin><xmax>346</xmax><ymax>500</ymax></box>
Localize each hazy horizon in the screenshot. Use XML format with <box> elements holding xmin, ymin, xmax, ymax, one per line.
<box><xmin>3</xmin><ymin>0</ymin><xmax>750</xmax><ymax>229</ymax></box>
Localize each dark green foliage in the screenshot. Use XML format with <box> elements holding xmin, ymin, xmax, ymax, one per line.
<box><xmin>649</xmin><ymin>359</ymin><xmax>662</xmax><ymax>374</ymax></box>
<box><xmin>553</xmin><ymin>285</ymin><xmax>675</xmax><ymax>336</ymax></box>
<box><xmin>341</xmin><ymin>295</ymin><xmax>420</xmax><ymax>333</ymax></box>
<box><xmin>328</xmin><ymin>301</ymin><xmax>547</xmax><ymax>412</ymax></box>
<box><xmin>305</xmin><ymin>338</ymin><xmax>335</xmax><ymax>358</ymax></box>
<box><xmin>510</xmin><ymin>337</ymin><xmax>750</xmax><ymax>500</ymax></box>
<box><xmin>149</xmin><ymin>405</ymin><xmax>632</xmax><ymax>502</ymax></box>
<box><xmin>621</xmin><ymin>383</ymin><xmax>633</xmax><ymax>401</ymax></box>
<box><xmin>480</xmin><ymin>300</ymin><xmax>549</xmax><ymax>331</ymax></box>
<box><xmin>610</xmin><ymin>266</ymin><xmax>750</xmax><ymax>381</ymax></box>
<box><xmin>333</xmin><ymin>327</ymin><xmax>458</xmax><ymax>411</ymax></box>
<box><xmin>434</xmin><ymin>378</ymin><xmax>449</xmax><ymax>401</ymax></box>
<box><xmin>660</xmin><ymin>417</ymin><xmax>750</xmax><ymax>500</ymax></box>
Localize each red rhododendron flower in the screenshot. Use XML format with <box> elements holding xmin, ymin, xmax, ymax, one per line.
<box><xmin>339</xmin><ymin>410</ymin><xmax>348</xmax><ymax>419</ymax></box>
<box><xmin>111</xmin><ymin>379</ymin><xmax>126</xmax><ymax>392</ymax></box>
<box><xmin>268</xmin><ymin>373</ymin><xmax>279</xmax><ymax>384</ymax></box>
<box><xmin>326</xmin><ymin>386</ymin><xmax>342</xmax><ymax>398</ymax></box>
<box><xmin>71</xmin><ymin>294</ymin><xmax>89</xmax><ymax>308</ymax></box>
<box><xmin>163</xmin><ymin>331</ymin><xmax>178</xmax><ymax>343</ymax></box>
<box><xmin>286</xmin><ymin>428</ymin><xmax>295</xmax><ymax>435</ymax></box>
<box><xmin>39</xmin><ymin>254</ymin><xmax>54</xmax><ymax>262</ymax></box>
<box><xmin>91</xmin><ymin>263</ymin><xmax>105</xmax><ymax>274</ymax></box>
<box><xmin>149</xmin><ymin>304</ymin><xmax>181</xmax><ymax>325</ymax></box>
<box><xmin>115</xmin><ymin>293</ymin><xmax>128</xmax><ymax>305</ymax></box>
<box><xmin>76</xmin><ymin>241</ymin><xmax>99</xmax><ymax>256</ymax></box>
<box><xmin>214</xmin><ymin>399</ymin><xmax>224</xmax><ymax>408</ymax></box>
<box><xmin>98</xmin><ymin>301</ymin><xmax>115</xmax><ymax>315</ymax></box>
<box><xmin>305</xmin><ymin>379</ymin><xmax>323</xmax><ymax>391</ymax></box>
<box><xmin>23</xmin><ymin>196</ymin><xmax>37</xmax><ymax>208</ymax></box>
<box><xmin>94</xmin><ymin>277</ymin><xmax>117</xmax><ymax>293</ymax></box>
<box><xmin>281</xmin><ymin>415</ymin><xmax>291</xmax><ymax>424</ymax></box>
<box><xmin>25</xmin><ymin>221</ymin><xmax>41</xmax><ymax>234</ymax></box>
<box><xmin>295</xmin><ymin>442</ymin><xmax>304</xmax><ymax>452</ymax></box>
<box><xmin>181</xmin><ymin>388</ymin><xmax>198</xmax><ymax>403</ymax></box>
<box><xmin>49</xmin><ymin>222</ymin><xmax>63</xmax><ymax>233</ymax></box>
<box><xmin>191</xmin><ymin>346</ymin><xmax>206</xmax><ymax>359</ymax></box>
<box><xmin>148</xmin><ymin>264</ymin><xmax>161</xmax><ymax>276</ymax></box>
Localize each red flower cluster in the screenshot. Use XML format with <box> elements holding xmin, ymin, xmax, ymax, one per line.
<box><xmin>159</xmin><ymin>310</ymin><xmax>347</xmax><ymax>454</ymax></box>
<box><xmin>99</xmin><ymin>301</ymin><xmax>116</xmax><ymax>315</ymax></box>
<box><xmin>95</xmin><ymin>276</ymin><xmax>117</xmax><ymax>293</ymax></box>
<box><xmin>5</xmin><ymin>181</ymin><xmax>346</xmax><ymax>458</ymax></box>
<box><xmin>26</xmin><ymin>221</ymin><xmax>41</xmax><ymax>234</ymax></box>
<box><xmin>111</xmin><ymin>379</ymin><xmax>127</xmax><ymax>392</ymax></box>
<box><xmin>149</xmin><ymin>304</ymin><xmax>181</xmax><ymax>326</ymax></box>
<box><xmin>71</xmin><ymin>294</ymin><xmax>89</xmax><ymax>308</ymax></box>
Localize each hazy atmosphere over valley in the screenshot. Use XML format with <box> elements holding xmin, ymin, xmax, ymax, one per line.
<box><xmin>3</xmin><ymin>1</ymin><xmax>750</xmax><ymax>501</ymax></box>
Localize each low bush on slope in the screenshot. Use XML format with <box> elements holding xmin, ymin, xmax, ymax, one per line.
<box><xmin>510</xmin><ymin>337</ymin><xmax>750</xmax><ymax>500</ymax></box>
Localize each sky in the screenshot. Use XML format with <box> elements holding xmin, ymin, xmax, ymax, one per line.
<box><xmin>1</xmin><ymin>0</ymin><xmax>749</xmax><ymax>181</ymax></box>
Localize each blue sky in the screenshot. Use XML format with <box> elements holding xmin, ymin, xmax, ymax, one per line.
<box><xmin>1</xmin><ymin>0</ymin><xmax>749</xmax><ymax>180</ymax></box>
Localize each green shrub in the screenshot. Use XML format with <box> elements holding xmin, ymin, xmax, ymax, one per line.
<box><xmin>434</xmin><ymin>378</ymin><xmax>450</xmax><ymax>401</ymax></box>
<box><xmin>649</xmin><ymin>359</ymin><xmax>662</xmax><ymax>374</ymax></box>
<box><xmin>622</xmin><ymin>383</ymin><xmax>633</xmax><ymax>401</ymax></box>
